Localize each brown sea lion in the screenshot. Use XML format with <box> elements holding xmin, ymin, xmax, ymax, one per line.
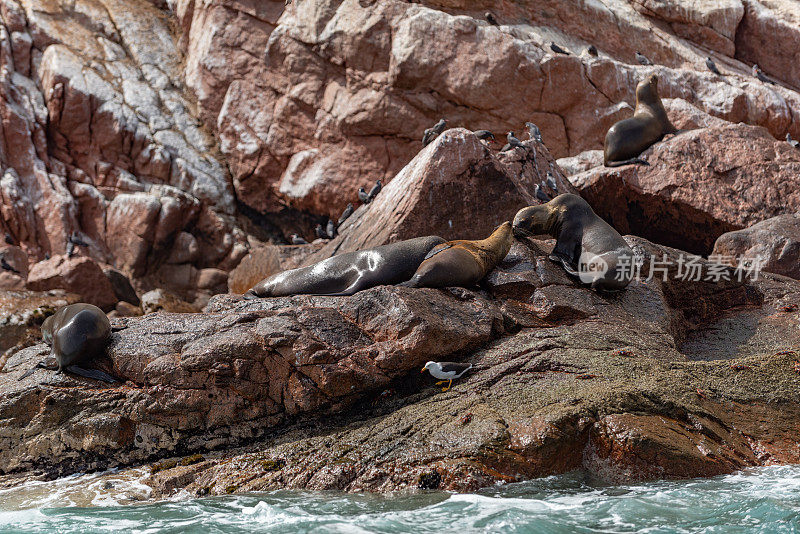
<box><xmin>604</xmin><ymin>73</ymin><xmax>675</xmax><ymax>167</ymax></box>
<box><xmin>19</xmin><ymin>303</ymin><xmax>116</xmax><ymax>382</ymax></box>
<box><xmin>245</xmin><ymin>235</ymin><xmax>447</xmax><ymax>298</ymax></box>
<box><xmin>513</xmin><ymin>194</ymin><xmax>634</xmax><ymax>291</ymax></box>
<box><xmin>400</xmin><ymin>222</ymin><xmax>514</xmax><ymax>288</ymax></box>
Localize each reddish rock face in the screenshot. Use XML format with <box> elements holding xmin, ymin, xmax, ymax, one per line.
<box><xmin>571</xmin><ymin>124</ymin><xmax>800</xmax><ymax>254</ymax></box>
<box><xmin>25</xmin><ymin>255</ymin><xmax>118</xmax><ymax>311</ymax></box>
<box><xmin>713</xmin><ymin>213</ymin><xmax>800</xmax><ymax>280</ymax></box>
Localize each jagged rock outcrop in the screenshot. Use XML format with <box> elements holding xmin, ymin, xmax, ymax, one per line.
<box><xmin>570</xmin><ymin>124</ymin><xmax>800</xmax><ymax>255</ymax></box>
<box><xmin>713</xmin><ymin>213</ymin><xmax>800</xmax><ymax>280</ymax></box>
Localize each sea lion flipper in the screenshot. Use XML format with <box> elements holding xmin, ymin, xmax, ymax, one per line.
<box><xmin>64</xmin><ymin>365</ymin><xmax>119</xmax><ymax>383</ymax></box>
<box><xmin>604</xmin><ymin>157</ymin><xmax>649</xmax><ymax>168</ymax></box>
<box><xmin>548</xmin><ymin>253</ymin><xmax>579</xmax><ymax>276</ymax></box>
<box><xmin>18</xmin><ymin>367</ymin><xmax>37</xmax><ymax>380</ymax></box>
<box><xmin>423</xmin><ymin>243</ymin><xmax>452</xmax><ymax>261</ymax></box>
<box><xmin>17</xmin><ymin>359</ymin><xmax>57</xmax><ymax>381</ymax></box>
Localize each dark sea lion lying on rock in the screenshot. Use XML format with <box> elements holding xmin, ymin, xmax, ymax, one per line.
<box><xmin>400</xmin><ymin>222</ymin><xmax>514</xmax><ymax>288</ymax></box>
<box><xmin>604</xmin><ymin>73</ymin><xmax>675</xmax><ymax>167</ymax></box>
<box><xmin>19</xmin><ymin>303</ymin><xmax>116</xmax><ymax>383</ymax></box>
<box><xmin>513</xmin><ymin>194</ymin><xmax>634</xmax><ymax>291</ymax></box>
<box><xmin>245</xmin><ymin>236</ymin><xmax>446</xmax><ymax>297</ymax></box>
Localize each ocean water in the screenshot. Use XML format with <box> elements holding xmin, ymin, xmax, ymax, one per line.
<box><xmin>1</xmin><ymin>466</ymin><xmax>799</xmax><ymax>533</ymax></box>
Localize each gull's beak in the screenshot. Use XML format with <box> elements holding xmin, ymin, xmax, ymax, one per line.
<box><xmin>421</xmin><ymin>367</ymin><xmax>427</xmax><ymax>373</ymax></box>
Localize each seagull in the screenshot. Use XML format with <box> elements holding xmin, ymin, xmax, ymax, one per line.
<box><xmin>315</xmin><ymin>224</ymin><xmax>328</xmax><ymax>240</ymax></box>
<box><xmin>506</xmin><ymin>131</ymin><xmax>525</xmax><ymax>151</ymax></box>
<box><xmin>752</xmin><ymin>64</ymin><xmax>774</xmax><ymax>85</ymax></box>
<box><xmin>546</xmin><ymin>171</ymin><xmax>557</xmax><ymax>192</ymax></box>
<box><xmin>473</xmin><ymin>130</ymin><xmax>495</xmax><ymax>143</ymax></box>
<box><xmin>705</xmin><ymin>57</ymin><xmax>721</xmax><ymax>75</ymax></box>
<box><xmin>290</xmin><ymin>234</ymin><xmax>308</xmax><ymax>245</ymax></box>
<box><xmin>635</xmin><ymin>51</ymin><xmax>652</xmax><ymax>65</ymax></box>
<box><xmin>358</xmin><ymin>187</ymin><xmax>371</xmax><ymax>204</ymax></box>
<box><xmin>485</xmin><ymin>12</ymin><xmax>499</xmax><ymax>26</ymax></box>
<box><xmin>66</xmin><ymin>241</ymin><xmax>75</xmax><ymax>257</ymax></box>
<box><xmin>422</xmin><ymin>119</ymin><xmax>447</xmax><ymax>146</ymax></box>
<box><xmin>525</xmin><ymin>122</ymin><xmax>543</xmax><ymax>143</ymax></box>
<box><xmin>421</xmin><ymin>361</ymin><xmax>473</xmax><ymax>392</ymax></box>
<box><xmin>69</xmin><ymin>232</ymin><xmax>89</xmax><ymax>247</ymax></box>
<box><xmin>787</xmin><ymin>133</ymin><xmax>799</xmax><ymax>148</ymax></box>
<box><xmin>586</xmin><ymin>44</ymin><xmax>598</xmax><ymax>57</ymax></box>
<box><xmin>326</xmin><ymin>219</ymin><xmax>337</xmax><ymax>239</ymax></box>
<box><xmin>337</xmin><ymin>203</ymin><xmax>354</xmax><ymax>225</ymax></box>
<box><xmin>549</xmin><ymin>42</ymin><xmax>569</xmax><ymax>55</ymax></box>
<box><xmin>367</xmin><ymin>180</ymin><xmax>382</xmax><ymax>201</ymax></box>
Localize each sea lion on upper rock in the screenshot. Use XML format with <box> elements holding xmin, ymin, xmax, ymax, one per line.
<box><xmin>400</xmin><ymin>222</ymin><xmax>514</xmax><ymax>288</ymax></box>
<box><xmin>513</xmin><ymin>194</ymin><xmax>634</xmax><ymax>291</ymax></box>
<box><xmin>19</xmin><ymin>303</ymin><xmax>116</xmax><ymax>382</ymax></box>
<box><xmin>604</xmin><ymin>73</ymin><xmax>675</xmax><ymax>167</ymax></box>
<box><xmin>245</xmin><ymin>235</ymin><xmax>447</xmax><ymax>298</ymax></box>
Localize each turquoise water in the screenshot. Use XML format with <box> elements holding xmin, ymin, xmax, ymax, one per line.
<box><xmin>2</xmin><ymin>466</ymin><xmax>799</xmax><ymax>533</ymax></box>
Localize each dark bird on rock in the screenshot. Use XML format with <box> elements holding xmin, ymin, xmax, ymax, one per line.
<box><xmin>546</xmin><ymin>171</ymin><xmax>557</xmax><ymax>192</ymax></box>
<box><xmin>422</xmin><ymin>118</ymin><xmax>447</xmax><ymax>146</ymax></box>
<box><xmin>787</xmin><ymin>133</ymin><xmax>800</xmax><ymax>148</ymax></box>
<box><xmin>525</xmin><ymin>122</ymin><xmax>543</xmax><ymax>143</ymax></box>
<box><xmin>337</xmin><ymin>203</ymin><xmax>354</xmax><ymax>225</ymax></box>
<box><xmin>290</xmin><ymin>234</ymin><xmax>308</xmax><ymax>245</ymax></box>
<box><xmin>1</xmin><ymin>255</ymin><xmax>20</xmax><ymax>274</ymax></box>
<box><xmin>4</xmin><ymin>233</ymin><xmax>14</xmax><ymax>245</ymax></box>
<box><xmin>326</xmin><ymin>219</ymin><xmax>336</xmax><ymax>240</ymax></box>
<box><xmin>586</xmin><ymin>44</ymin><xmax>598</xmax><ymax>57</ymax></box>
<box><xmin>422</xmin><ymin>361</ymin><xmax>473</xmax><ymax>392</ymax></box>
<box><xmin>358</xmin><ymin>187</ymin><xmax>371</xmax><ymax>204</ymax></box>
<box><xmin>485</xmin><ymin>12</ymin><xmax>499</xmax><ymax>26</ymax></box>
<box><xmin>752</xmin><ymin>64</ymin><xmax>774</xmax><ymax>84</ymax></box>
<box><xmin>506</xmin><ymin>131</ymin><xmax>525</xmax><ymax>150</ymax></box>
<box><xmin>635</xmin><ymin>51</ymin><xmax>652</xmax><ymax>65</ymax></box>
<box><xmin>69</xmin><ymin>232</ymin><xmax>89</xmax><ymax>247</ymax></box>
<box><xmin>315</xmin><ymin>224</ymin><xmax>328</xmax><ymax>240</ymax></box>
<box><xmin>367</xmin><ymin>180</ymin><xmax>382</xmax><ymax>202</ymax></box>
<box><xmin>66</xmin><ymin>241</ymin><xmax>75</xmax><ymax>258</ymax></box>
<box><xmin>706</xmin><ymin>57</ymin><xmax>721</xmax><ymax>75</ymax></box>
<box><xmin>474</xmin><ymin>129</ymin><xmax>495</xmax><ymax>143</ymax></box>
<box><xmin>549</xmin><ymin>42</ymin><xmax>569</xmax><ymax>55</ymax></box>
<box><xmin>535</xmin><ymin>184</ymin><xmax>551</xmax><ymax>203</ymax></box>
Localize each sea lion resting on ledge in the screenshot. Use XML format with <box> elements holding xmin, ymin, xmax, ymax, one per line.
<box><xmin>245</xmin><ymin>236</ymin><xmax>446</xmax><ymax>297</ymax></box>
<box><xmin>604</xmin><ymin>73</ymin><xmax>675</xmax><ymax>167</ymax></box>
<box><xmin>400</xmin><ymin>222</ymin><xmax>514</xmax><ymax>288</ymax></box>
<box><xmin>19</xmin><ymin>303</ymin><xmax>116</xmax><ymax>383</ymax></box>
<box><xmin>513</xmin><ymin>194</ymin><xmax>634</xmax><ymax>291</ymax></box>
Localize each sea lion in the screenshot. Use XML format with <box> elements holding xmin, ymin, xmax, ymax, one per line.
<box><xmin>246</xmin><ymin>235</ymin><xmax>446</xmax><ymax>298</ymax></box>
<box><xmin>603</xmin><ymin>73</ymin><xmax>675</xmax><ymax>167</ymax></box>
<box><xmin>19</xmin><ymin>303</ymin><xmax>116</xmax><ymax>382</ymax></box>
<box><xmin>513</xmin><ymin>194</ymin><xmax>634</xmax><ymax>291</ymax></box>
<box><xmin>400</xmin><ymin>222</ymin><xmax>514</xmax><ymax>288</ymax></box>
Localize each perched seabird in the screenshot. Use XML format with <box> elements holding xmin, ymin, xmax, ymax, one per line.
<box><xmin>66</xmin><ymin>241</ymin><xmax>75</xmax><ymax>257</ymax></box>
<box><xmin>69</xmin><ymin>232</ymin><xmax>89</xmax><ymax>247</ymax></box>
<box><xmin>485</xmin><ymin>12</ymin><xmax>499</xmax><ymax>26</ymax></box>
<box><xmin>550</xmin><ymin>42</ymin><xmax>569</xmax><ymax>55</ymax></box>
<box><xmin>290</xmin><ymin>234</ymin><xmax>308</xmax><ymax>245</ymax></box>
<box><xmin>586</xmin><ymin>44</ymin><xmax>598</xmax><ymax>57</ymax></box>
<box><xmin>367</xmin><ymin>180</ymin><xmax>382</xmax><ymax>202</ymax></box>
<box><xmin>635</xmin><ymin>51</ymin><xmax>652</xmax><ymax>65</ymax></box>
<box><xmin>337</xmin><ymin>203</ymin><xmax>354</xmax><ymax>225</ymax></box>
<box><xmin>535</xmin><ymin>184</ymin><xmax>552</xmax><ymax>203</ymax></box>
<box><xmin>421</xmin><ymin>361</ymin><xmax>473</xmax><ymax>392</ymax></box>
<box><xmin>315</xmin><ymin>224</ymin><xmax>328</xmax><ymax>240</ymax></box>
<box><xmin>326</xmin><ymin>219</ymin><xmax>337</xmax><ymax>239</ymax></box>
<box><xmin>422</xmin><ymin>119</ymin><xmax>447</xmax><ymax>146</ymax></box>
<box><xmin>358</xmin><ymin>187</ymin><xmax>371</xmax><ymax>204</ymax></box>
<box><xmin>474</xmin><ymin>129</ymin><xmax>495</xmax><ymax>143</ymax></box>
<box><xmin>4</xmin><ymin>233</ymin><xmax>14</xmax><ymax>245</ymax></box>
<box><xmin>752</xmin><ymin>64</ymin><xmax>774</xmax><ymax>85</ymax></box>
<box><xmin>506</xmin><ymin>131</ymin><xmax>525</xmax><ymax>151</ymax></box>
<box><xmin>705</xmin><ymin>57</ymin><xmax>721</xmax><ymax>75</ymax></box>
<box><xmin>525</xmin><ymin>122</ymin><xmax>543</xmax><ymax>143</ymax></box>
<box><xmin>546</xmin><ymin>171</ymin><xmax>557</xmax><ymax>192</ymax></box>
<box><xmin>787</xmin><ymin>133</ymin><xmax>799</xmax><ymax>148</ymax></box>
<box><xmin>1</xmin><ymin>255</ymin><xmax>20</xmax><ymax>274</ymax></box>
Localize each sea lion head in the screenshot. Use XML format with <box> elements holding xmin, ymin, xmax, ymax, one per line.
<box><xmin>513</xmin><ymin>205</ymin><xmax>553</xmax><ymax>238</ymax></box>
<box><xmin>636</xmin><ymin>73</ymin><xmax>659</xmax><ymax>104</ymax></box>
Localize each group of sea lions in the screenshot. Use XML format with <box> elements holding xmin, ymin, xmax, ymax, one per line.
<box><xmin>21</xmin><ymin>73</ymin><xmax>673</xmax><ymax>385</ymax></box>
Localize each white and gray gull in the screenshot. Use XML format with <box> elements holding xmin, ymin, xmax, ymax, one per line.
<box><xmin>421</xmin><ymin>361</ymin><xmax>473</xmax><ymax>392</ymax></box>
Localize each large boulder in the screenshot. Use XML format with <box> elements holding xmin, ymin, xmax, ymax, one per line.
<box><xmin>570</xmin><ymin>124</ymin><xmax>800</xmax><ymax>254</ymax></box>
<box><xmin>25</xmin><ymin>255</ymin><xmax>118</xmax><ymax>311</ymax></box>
<box><xmin>712</xmin><ymin>213</ymin><xmax>800</xmax><ymax>280</ymax></box>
